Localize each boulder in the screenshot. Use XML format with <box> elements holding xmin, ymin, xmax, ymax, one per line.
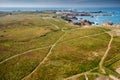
<box><xmin>80</xmin><ymin>20</ymin><xmax>94</xmax><ymax>26</ymax></box>
<box><xmin>74</xmin><ymin>20</ymin><xmax>94</xmax><ymax>26</ymax></box>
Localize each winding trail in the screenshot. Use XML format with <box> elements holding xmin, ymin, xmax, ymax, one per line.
<box><xmin>0</xmin><ymin>29</ymin><xmax>109</xmax><ymax>80</ymax></box>
<box><xmin>59</xmin><ymin>31</ymin><xmax>107</xmax><ymax>44</ymax></box>
<box><xmin>109</xmin><ymin>75</ymin><xmax>120</xmax><ymax>80</ymax></box>
<box><xmin>63</xmin><ymin>31</ymin><xmax>114</xmax><ymax>80</ymax></box>
<box><xmin>52</xmin><ymin>24</ymin><xmax>60</xmax><ymax>29</ymax></box>
<box><xmin>22</xmin><ymin>32</ymin><xmax>67</xmax><ymax>80</ymax></box>
<box><xmin>99</xmin><ymin>32</ymin><xmax>113</xmax><ymax>74</ymax></box>
<box><xmin>0</xmin><ymin>30</ymin><xmax>107</xmax><ymax>65</ymax></box>
<box><xmin>0</xmin><ymin>28</ymin><xmax>110</xmax><ymax>80</ymax></box>
<box><xmin>64</xmin><ymin>53</ymin><xmax>120</xmax><ymax>80</ymax></box>
<box><xmin>49</xmin><ymin>22</ymin><xmax>60</xmax><ymax>30</ymax></box>
<box><xmin>0</xmin><ymin>45</ymin><xmax>51</xmax><ymax>64</ymax></box>
<box><xmin>84</xmin><ymin>74</ymin><xmax>88</xmax><ymax>80</ymax></box>
<box><xmin>63</xmin><ymin>67</ymin><xmax>98</xmax><ymax>80</ymax></box>
<box><xmin>64</xmin><ymin>72</ymin><xmax>88</xmax><ymax>80</ymax></box>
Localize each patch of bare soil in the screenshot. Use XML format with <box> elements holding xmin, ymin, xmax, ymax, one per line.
<box><xmin>112</xmin><ymin>30</ymin><xmax>120</xmax><ymax>36</ymax></box>
<box><xmin>95</xmin><ymin>75</ymin><xmax>109</xmax><ymax>80</ymax></box>
<box><xmin>109</xmin><ymin>75</ymin><xmax>120</xmax><ymax>80</ymax></box>
<box><xmin>116</xmin><ymin>67</ymin><xmax>120</xmax><ymax>74</ymax></box>
<box><xmin>92</xmin><ymin>52</ymin><xmax>99</xmax><ymax>57</ymax></box>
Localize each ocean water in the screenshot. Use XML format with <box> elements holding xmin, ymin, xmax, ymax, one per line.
<box><xmin>0</xmin><ymin>7</ymin><xmax>120</xmax><ymax>25</ymax></box>
<box><xmin>75</xmin><ymin>7</ymin><xmax>120</xmax><ymax>25</ymax></box>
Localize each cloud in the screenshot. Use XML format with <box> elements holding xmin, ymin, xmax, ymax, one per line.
<box><xmin>0</xmin><ymin>0</ymin><xmax>120</xmax><ymax>7</ymax></box>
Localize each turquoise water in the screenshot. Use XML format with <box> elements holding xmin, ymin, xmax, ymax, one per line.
<box><xmin>77</xmin><ymin>16</ymin><xmax>120</xmax><ymax>25</ymax></box>
<box><xmin>0</xmin><ymin>7</ymin><xmax>120</xmax><ymax>25</ymax></box>
<box><xmin>76</xmin><ymin>7</ymin><xmax>120</xmax><ymax>25</ymax></box>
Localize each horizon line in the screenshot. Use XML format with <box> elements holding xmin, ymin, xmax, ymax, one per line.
<box><xmin>0</xmin><ymin>6</ymin><xmax>120</xmax><ymax>8</ymax></box>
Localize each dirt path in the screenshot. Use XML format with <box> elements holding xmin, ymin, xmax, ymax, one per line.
<box><xmin>63</xmin><ymin>31</ymin><xmax>113</xmax><ymax>80</ymax></box>
<box><xmin>0</xmin><ymin>30</ymin><xmax>107</xmax><ymax>65</ymax></box>
<box><xmin>84</xmin><ymin>74</ymin><xmax>88</xmax><ymax>80</ymax></box>
<box><xmin>116</xmin><ymin>67</ymin><xmax>120</xmax><ymax>74</ymax></box>
<box><xmin>0</xmin><ymin>45</ymin><xmax>51</xmax><ymax>65</ymax></box>
<box><xmin>63</xmin><ymin>67</ymin><xmax>98</xmax><ymax>80</ymax></box>
<box><xmin>59</xmin><ymin>32</ymin><xmax>107</xmax><ymax>44</ymax></box>
<box><xmin>63</xmin><ymin>71</ymin><xmax>103</xmax><ymax>80</ymax></box>
<box><xmin>22</xmin><ymin>32</ymin><xmax>67</xmax><ymax>80</ymax></box>
<box><xmin>53</xmin><ymin>24</ymin><xmax>60</xmax><ymax>29</ymax></box>
<box><xmin>109</xmin><ymin>75</ymin><xmax>120</xmax><ymax>80</ymax></box>
<box><xmin>99</xmin><ymin>32</ymin><xmax>113</xmax><ymax>74</ymax></box>
<box><xmin>64</xmin><ymin>52</ymin><xmax>120</xmax><ymax>80</ymax></box>
<box><xmin>51</xmin><ymin>23</ymin><xmax>60</xmax><ymax>29</ymax></box>
<box><xmin>0</xmin><ymin>28</ymin><xmax>110</xmax><ymax>80</ymax></box>
<box><xmin>64</xmin><ymin>72</ymin><xmax>88</xmax><ymax>80</ymax></box>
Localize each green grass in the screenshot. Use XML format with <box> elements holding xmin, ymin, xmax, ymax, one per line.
<box><xmin>23</xmin><ymin>29</ymin><xmax>111</xmax><ymax>80</ymax></box>
<box><xmin>105</xmin><ymin>37</ymin><xmax>120</xmax><ymax>61</ymax></box>
<box><xmin>0</xmin><ymin>12</ymin><xmax>120</xmax><ymax>80</ymax></box>
<box><xmin>0</xmin><ymin>31</ymin><xmax>64</xmax><ymax>62</ymax></box>
<box><xmin>59</xmin><ymin>27</ymin><xmax>110</xmax><ymax>42</ymax></box>
<box><xmin>0</xmin><ymin>14</ymin><xmax>75</xmax><ymax>30</ymax></box>
<box><xmin>0</xmin><ymin>48</ymin><xmax>49</xmax><ymax>80</ymax></box>
<box><xmin>87</xmin><ymin>74</ymin><xmax>99</xmax><ymax>80</ymax></box>
<box><xmin>110</xmin><ymin>60</ymin><xmax>120</xmax><ymax>69</ymax></box>
<box><xmin>0</xmin><ymin>27</ymin><xmax>51</xmax><ymax>41</ymax></box>
<box><xmin>76</xmin><ymin>75</ymin><xmax>85</xmax><ymax>80</ymax></box>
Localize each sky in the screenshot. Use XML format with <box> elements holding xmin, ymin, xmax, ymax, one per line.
<box><xmin>0</xmin><ymin>0</ymin><xmax>120</xmax><ymax>7</ymax></box>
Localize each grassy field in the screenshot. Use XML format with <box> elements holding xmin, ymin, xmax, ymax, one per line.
<box><xmin>0</xmin><ymin>12</ymin><xmax>120</xmax><ymax>80</ymax></box>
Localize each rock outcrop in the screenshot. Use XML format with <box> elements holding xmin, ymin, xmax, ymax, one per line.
<box><xmin>74</xmin><ymin>20</ymin><xmax>94</xmax><ymax>26</ymax></box>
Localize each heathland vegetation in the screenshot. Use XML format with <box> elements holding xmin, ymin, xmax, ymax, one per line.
<box><xmin>0</xmin><ymin>12</ymin><xmax>120</xmax><ymax>80</ymax></box>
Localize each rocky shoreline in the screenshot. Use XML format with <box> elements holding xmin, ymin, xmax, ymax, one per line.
<box><xmin>54</xmin><ymin>10</ymin><xmax>120</xmax><ymax>27</ymax></box>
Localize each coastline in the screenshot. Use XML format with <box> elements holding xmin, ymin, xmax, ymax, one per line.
<box><xmin>0</xmin><ymin>7</ymin><xmax>120</xmax><ymax>27</ymax></box>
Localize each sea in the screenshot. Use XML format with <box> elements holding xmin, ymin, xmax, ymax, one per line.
<box><xmin>0</xmin><ymin>7</ymin><xmax>120</xmax><ymax>25</ymax></box>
